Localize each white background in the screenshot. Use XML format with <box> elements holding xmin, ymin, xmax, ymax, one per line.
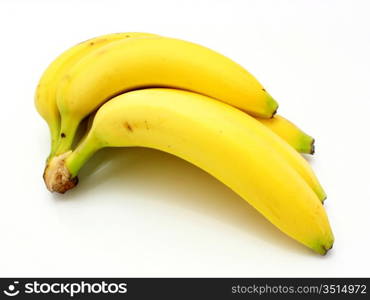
<box><xmin>0</xmin><ymin>0</ymin><xmax>369</xmax><ymax>277</ymax></box>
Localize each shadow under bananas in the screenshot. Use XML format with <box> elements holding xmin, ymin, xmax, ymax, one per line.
<box><xmin>54</xmin><ymin>146</ymin><xmax>318</xmax><ymax>257</ymax></box>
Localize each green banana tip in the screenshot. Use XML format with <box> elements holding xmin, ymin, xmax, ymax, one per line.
<box><xmin>319</xmin><ymin>190</ymin><xmax>327</xmax><ymax>205</ymax></box>
<box><xmin>255</xmin><ymin>90</ymin><xmax>278</xmax><ymax>118</ymax></box>
<box><xmin>298</xmin><ymin>135</ymin><xmax>315</xmax><ymax>155</ymax></box>
<box><xmin>271</xmin><ymin>105</ymin><xmax>278</xmax><ymax>118</ymax></box>
<box><xmin>310</xmin><ymin>138</ymin><xmax>315</xmax><ymax>155</ymax></box>
<box><xmin>266</xmin><ymin>93</ymin><xmax>279</xmax><ymax>118</ymax></box>
<box><xmin>320</xmin><ymin>243</ymin><xmax>333</xmax><ymax>256</ymax></box>
<box><xmin>313</xmin><ymin>237</ymin><xmax>334</xmax><ymax>256</ymax></box>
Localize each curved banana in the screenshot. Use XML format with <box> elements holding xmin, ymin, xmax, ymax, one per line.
<box><xmin>257</xmin><ymin>115</ymin><xmax>315</xmax><ymax>154</ymax></box>
<box><xmin>86</xmin><ymin>111</ymin><xmax>313</xmax><ymax>155</ymax></box>
<box><xmin>44</xmin><ymin>89</ymin><xmax>333</xmax><ymax>254</ymax></box>
<box><xmin>35</xmin><ymin>32</ymin><xmax>159</xmax><ymax>158</ymax></box>
<box><xmin>54</xmin><ymin>82</ymin><xmax>325</xmax><ymax>202</ymax></box>
<box><xmin>55</xmin><ymin>35</ymin><xmax>279</xmax><ymax>155</ymax></box>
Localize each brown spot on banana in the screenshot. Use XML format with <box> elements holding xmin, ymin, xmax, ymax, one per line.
<box><xmin>123</xmin><ymin>121</ymin><xmax>133</xmax><ymax>132</ymax></box>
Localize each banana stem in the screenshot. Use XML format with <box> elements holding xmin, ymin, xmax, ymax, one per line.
<box><xmin>54</xmin><ymin>115</ymin><xmax>80</xmax><ymax>156</ymax></box>
<box><xmin>43</xmin><ymin>132</ymin><xmax>101</xmax><ymax>193</ymax></box>
<box><xmin>65</xmin><ymin>133</ymin><xmax>101</xmax><ymax>177</ymax></box>
<box><xmin>47</xmin><ymin>121</ymin><xmax>61</xmax><ymax>160</ymax></box>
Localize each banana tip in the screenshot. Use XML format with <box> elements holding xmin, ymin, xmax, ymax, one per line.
<box><xmin>271</xmin><ymin>106</ymin><xmax>278</xmax><ymax>118</ymax></box>
<box><xmin>268</xmin><ymin>94</ymin><xmax>278</xmax><ymax>118</ymax></box>
<box><xmin>320</xmin><ymin>243</ymin><xmax>333</xmax><ymax>256</ymax></box>
<box><xmin>268</xmin><ymin>99</ymin><xmax>278</xmax><ymax>119</ymax></box>
<box><xmin>310</xmin><ymin>138</ymin><xmax>315</xmax><ymax>155</ymax></box>
<box><xmin>43</xmin><ymin>151</ymin><xmax>78</xmax><ymax>193</ymax></box>
<box><xmin>315</xmin><ymin>235</ymin><xmax>334</xmax><ymax>255</ymax></box>
<box><xmin>321</xmin><ymin>194</ymin><xmax>327</xmax><ymax>205</ymax></box>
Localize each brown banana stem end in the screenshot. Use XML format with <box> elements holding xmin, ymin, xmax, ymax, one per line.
<box><xmin>43</xmin><ymin>151</ymin><xmax>78</xmax><ymax>193</ymax></box>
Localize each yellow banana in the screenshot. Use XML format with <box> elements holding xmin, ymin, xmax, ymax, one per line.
<box><xmin>44</xmin><ymin>89</ymin><xmax>333</xmax><ymax>255</ymax></box>
<box><xmin>54</xmin><ymin>35</ymin><xmax>279</xmax><ymax>155</ymax></box>
<box><xmin>35</xmin><ymin>32</ymin><xmax>159</xmax><ymax>158</ymax></box>
<box><xmin>257</xmin><ymin>115</ymin><xmax>315</xmax><ymax>154</ymax></box>
<box><xmin>86</xmin><ymin>111</ymin><xmax>314</xmax><ymax>155</ymax></box>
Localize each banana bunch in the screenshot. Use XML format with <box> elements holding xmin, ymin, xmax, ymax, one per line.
<box><xmin>36</xmin><ymin>32</ymin><xmax>333</xmax><ymax>255</ymax></box>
